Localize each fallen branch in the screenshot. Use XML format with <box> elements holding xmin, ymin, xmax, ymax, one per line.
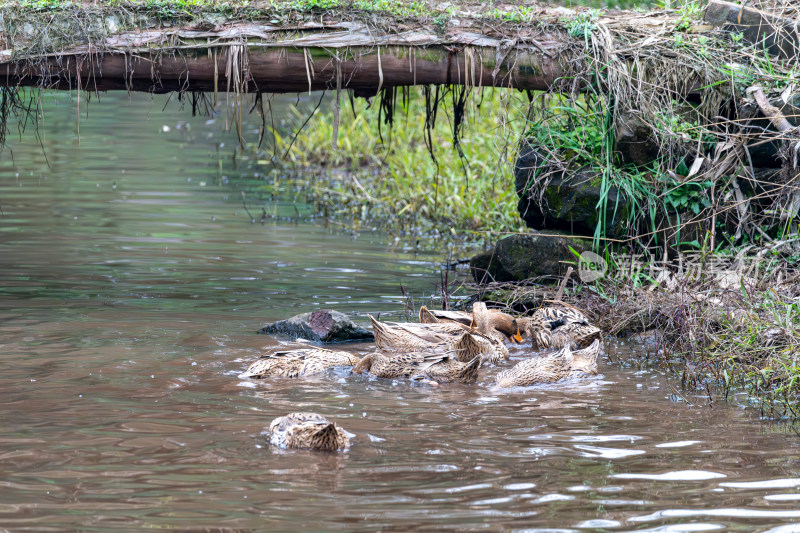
<box><xmin>749</xmin><ymin>85</ymin><xmax>796</xmax><ymax>133</ymax></box>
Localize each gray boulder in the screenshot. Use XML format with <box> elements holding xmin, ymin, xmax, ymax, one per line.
<box><xmin>258</xmin><ymin>309</ymin><xmax>373</xmax><ymax>342</ymax></box>
<box><xmin>471</xmin><ymin>231</ymin><xmax>589</xmax><ymax>283</ymax></box>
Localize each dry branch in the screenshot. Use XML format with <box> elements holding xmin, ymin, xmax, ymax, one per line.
<box><xmin>750</xmin><ymin>86</ymin><xmax>796</xmax><ymax>134</ymax></box>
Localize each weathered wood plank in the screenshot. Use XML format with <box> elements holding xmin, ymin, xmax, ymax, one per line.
<box><xmin>0</xmin><ymin>33</ymin><xmax>575</xmax><ymax>93</ymax></box>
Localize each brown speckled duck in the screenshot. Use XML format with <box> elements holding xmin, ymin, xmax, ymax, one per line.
<box><xmin>369</xmin><ymin>315</ymin><xmax>509</xmax><ymax>364</ymax></box>
<box><xmin>268</xmin><ymin>412</ymin><xmax>350</xmax><ymax>451</ymax></box>
<box><xmin>352</xmin><ymin>351</ymin><xmax>481</xmax><ymax>384</ymax></box>
<box><xmin>521</xmin><ymin>305</ymin><xmax>601</xmax><ymax>349</ymax></box>
<box><xmin>419</xmin><ymin>303</ymin><xmax>523</xmax><ymax>344</ymax></box>
<box><xmin>450</xmin><ymin>329</ymin><xmax>510</xmax><ymax>364</ymax></box>
<box><xmin>369</xmin><ymin>315</ymin><xmax>464</xmax><ymax>350</ymax></box>
<box><xmin>495</xmin><ymin>338</ymin><xmax>602</xmax><ymax>388</ymax></box>
<box><xmin>241</xmin><ymin>347</ymin><xmax>361</xmax><ymax>379</ymax></box>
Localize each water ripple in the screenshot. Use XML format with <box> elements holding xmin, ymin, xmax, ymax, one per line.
<box><xmin>719</xmin><ymin>478</ymin><xmax>800</xmax><ymax>489</ymax></box>
<box><xmin>613</xmin><ymin>470</ymin><xmax>726</xmax><ymax>481</ymax></box>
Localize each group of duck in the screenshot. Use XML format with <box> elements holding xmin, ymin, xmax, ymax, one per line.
<box><xmin>244</xmin><ymin>302</ymin><xmax>604</xmax><ymax>451</ymax></box>
<box><xmin>243</xmin><ymin>302</ymin><xmax>602</xmax><ymax>387</ymax></box>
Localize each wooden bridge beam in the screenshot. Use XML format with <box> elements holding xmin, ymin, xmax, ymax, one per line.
<box><xmin>0</xmin><ymin>25</ymin><xmax>577</xmax><ymax>93</ymax></box>
<box><xmin>1</xmin><ymin>45</ymin><xmax>573</xmax><ymax>94</ymax></box>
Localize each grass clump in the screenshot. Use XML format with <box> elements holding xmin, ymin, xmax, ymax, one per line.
<box><xmin>579</xmin><ymin>248</ymin><xmax>800</xmax><ymax>419</ymax></box>
<box><xmin>252</xmin><ymin>88</ymin><xmax>527</xmax><ymax>242</ymax></box>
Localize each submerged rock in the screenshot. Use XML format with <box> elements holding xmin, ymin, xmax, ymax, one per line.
<box><xmin>471</xmin><ymin>231</ymin><xmax>588</xmax><ymax>283</ymax></box>
<box><xmin>258</xmin><ymin>309</ymin><xmax>373</xmax><ymax>342</ymax></box>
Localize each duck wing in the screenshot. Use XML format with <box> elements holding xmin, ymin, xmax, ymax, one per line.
<box><xmin>300</xmin><ymin>350</ymin><xmax>362</xmax><ymax>374</ymax></box>
<box><xmin>426</xmin><ymin>309</ymin><xmax>473</xmax><ymax>326</ymax></box>
<box><xmin>242</xmin><ymin>350</ymin><xmax>306</xmax><ymax>378</ymax></box>
<box><xmin>419</xmin><ymin>305</ymin><xmax>441</xmax><ymax>324</ymax></box>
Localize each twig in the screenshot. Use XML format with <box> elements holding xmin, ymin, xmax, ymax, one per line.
<box><xmin>241</xmin><ymin>191</ymin><xmax>255</xmax><ymax>222</ymax></box>
<box><xmin>554</xmin><ymin>266</ymin><xmax>574</xmax><ymax>302</ymax></box>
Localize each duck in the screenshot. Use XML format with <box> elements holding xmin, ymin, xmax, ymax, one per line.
<box><xmin>352</xmin><ymin>351</ymin><xmax>482</xmax><ymax>384</ymax></box>
<box><xmin>495</xmin><ymin>338</ymin><xmax>602</xmax><ymax>388</ymax></box>
<box><xmin>268</xmin><ymin>412</ymin><xmax>350</xmax><ymax>451</ymax></box>
<box><xmin>419</xmin><ymin>303</ymin><xmax>524</xmax><ymax>344</ymax></box>
<box><xmin>450</xmin><ymin>329</ymin><xmax>510</xmax><ymax>364</ymax></box>
<box><xmin>520</xmin><ymin>304</ymin><xmax>601</xmax><ymax>349</ymax></box>
<box><xmin>369</xmin><ymin>315</ymin><xmax>509</xmax><ymax>364</ymax></box>
<box><xmin>241</xmin><ymin>347</ymin><xmax>361</xmax><ymax>379</ymax></box>
<box><xmin>369</xmin><ymin>315</ymin><xmax>464</xmax><ymax>350</ymax></box>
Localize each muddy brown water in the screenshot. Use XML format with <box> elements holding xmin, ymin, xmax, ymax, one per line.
<box><xmin>1</xmin><ymin>93</ymin><xmax>800</xmax><ymax>532</ymax></box>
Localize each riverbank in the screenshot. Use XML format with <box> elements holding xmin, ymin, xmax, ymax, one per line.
<box><xmin>251</xmin><ymin>85</ymin><xmax>800</xmax><ymax>420</ymax></box>
<box><xmin>465</xmin><ymin>250</ymin><xmax>800</xmax><ymax>420</ymax></box>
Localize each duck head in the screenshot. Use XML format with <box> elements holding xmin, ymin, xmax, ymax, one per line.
<box><xmin>472</xmin><ymin>302</ymin><xmax>523</xmax><ymax>343</ymax></box>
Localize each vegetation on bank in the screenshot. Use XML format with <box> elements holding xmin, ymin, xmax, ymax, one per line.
<box><xmin>575</xmin><ymin>250</ymin><xmax>799</xmax><ymax>419</ymax></box>
<box><xmin>251</xmin><ymin>89</ymin><xmax>528</xmax><ymax>240</ymax></box>
<box><xmin>6</xmin><ymin>0</ymin><xmax>657</xmax><ymax>22</ymax></box>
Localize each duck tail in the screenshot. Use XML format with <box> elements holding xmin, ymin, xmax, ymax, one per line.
<box><xmin>368</xmin><ymin>315</ymin><xmax>390</xmax><ymax>349</ymax></box>
<box><xmin>471</xmin><ymin>302</ymin><xmax>490</xmax><ymax>334</ymax></box>
<box><xmin>456</xmin><ymin>355</ymin><xmax>482</xmax><ymax>383</ymax></box>
<box><xmin>418</xmin><ymin>305</ymin><xmax>440</xmax><ymax>324</ymax></box>
<box><xmin>311</xmin><ymin>423</ymin><xmax>343</xmax><ymax>451</ymax></box>
<box><xmin>451</xmin><ymin>332</ymin><xmax>477</xmax><ymax>362</ymax></box>
<box><xmin>352</xmin><ymin>353</ymin><xmax>373</xmax><ymax>374</ymax></box>
<box><xmin>572</xmin><ymin>339</ymin><xmax>601</xmax><ymax>373</ymax></box>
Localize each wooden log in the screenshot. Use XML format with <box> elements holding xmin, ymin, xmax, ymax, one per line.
<box><xmin>750</xmin><ymin>86</ymin><xmax>796</xmax><ymax>133</ymax></box>
<box><xmin>0</xmin><ymin>24</ymin><xmax>577</xmax><ymax>93</ymax></box>
<box><xmin>1</xmin><ymin>46</ymin><xmax>568</xmax><ymax>93</ymax></box>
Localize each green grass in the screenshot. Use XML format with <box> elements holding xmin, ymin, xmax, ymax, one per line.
<box><xmin>252</xmin><ymin>88</ymin><xmax>528</xmax><ymax>242</ymax></box>
<box><xmin>5</xmin><ymin>0</ymin><xmax>659</xmax><ymax>20</ymax></box>
<box><xmin>592</xmin><ymin>249</ymin><xmax>800</xmax><ymax>419</ymax></box>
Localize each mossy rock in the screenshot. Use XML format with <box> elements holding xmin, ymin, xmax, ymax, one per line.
<box><xmin>470</xmin><ymin>230</ymin><xmax>589</xmax><ymax>283</ymax></box>
<box><xmin>514</xmin><ymin>141</ymin><xmax>627</xmax><ymax>238</ymax></box>
<box><xmin>614</xmin><ymin>110</ymin><xmax>660</xmax><ymax>167</ymax></box>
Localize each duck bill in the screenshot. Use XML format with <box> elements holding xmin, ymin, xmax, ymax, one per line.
<box><xmin>512</xmin><ymin>331</ymin><xmax>524</xmax><ymax>343</ymax></box>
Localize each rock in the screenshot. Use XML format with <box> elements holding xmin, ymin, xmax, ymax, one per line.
<box><xmin>469</xmin><ymin>286</ymin><xmax>546</xmax><ymax>314</ymax></box>
<box><xmin>705</xmin><ymin>0</ymin><xmax>799</xmax><ymax>59</ymax></box>
<box><xmin>258</xmin><ymin>310</ymin><xmax>373</xmax><ymax>342</ymax></box>
<box><xmin>738</xmin><ymin>94</ymin><xmax>800</xmax><ymax>168</ymax></box>
<box><xmin>471</xmin><ymin>231</ymin><xmax>589</xmax><ymax>283</ymax></box>
<box><xmin>469</xmin><ymin>249</ymin><xmax>514</xmax><ymax>284</ymax></box>
<box><xmin>614</xmin><ymin>110</ymin><xmax>660</xmax><ymax>167</ymax></box>
<box><xmin>515</xmin><ymin>142</ymin><xmax>627</xmax><ymax>237</ymax></box>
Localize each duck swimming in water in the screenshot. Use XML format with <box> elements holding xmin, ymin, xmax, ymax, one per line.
<box><xmin>495</xmin><ymin>338</ymin><xmax>602</xmax><ymax>388</ymax></box>
<box><xmin>352</xmin><ymin>350</ymin><xmax>482</xmax><ymax>384</ymax></box>
<box><xmin>419</xmin><ymin>302</ymin><xmax>524</xmax><ymax>344</ymax></box>
<box><xmin>241</xmin><ymin>347</ymin><xmax>361</xmax><ymax>379</ymax></box>
<box><xmin>520</xmin><ymin>305</ymin><xmax>601</xmax><ymax>349</ymax></box>
<box><xmin>369</xmin><ymin>315</ymin><xmax>509</xmax><ymax>364</ymax></box>
<box><xmin>268</xmin><ymin>412</ymin><xmax>350</xmax><ymax>451</ymax></box>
